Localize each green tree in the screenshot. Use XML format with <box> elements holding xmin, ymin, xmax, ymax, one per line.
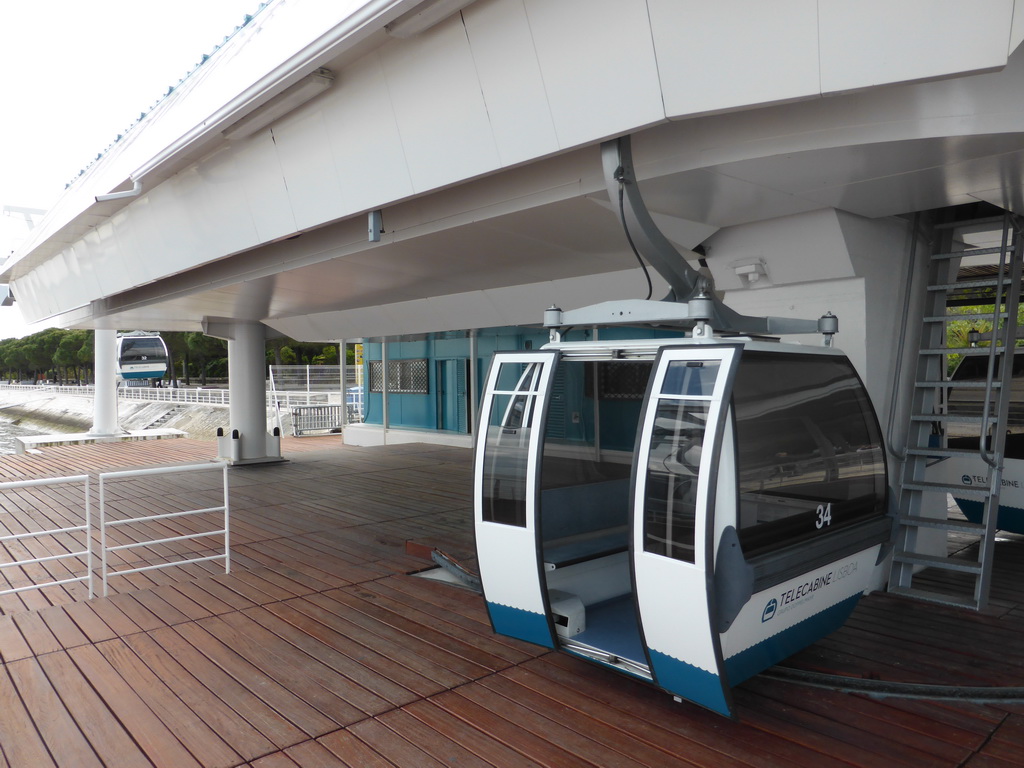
<box><xmin>185</xmin><ymin>332</ymin><xmax>227</xmax><ymax>385</ymax></box>
<box><xmin>945</xmin><ymin>304</ymin><xmax>1024</xmax><ymax>375</ymax></box>
<box><xmin>279</xmin><ymin>345</ymin><xmax>298</xmax><ymax>365</ymax></box>
<box><xmin>162</xmin><ymin>331</ymin><xmax>190</xmax><ymax>386</ymax></box>
<box><xmin>54</xmin><ymin>330</ymin><xmax>88</xmax><ymax>383</ymax></box>
<box><xmin>312</xmin><ymin>345</ymin><xmax>339</xmax><ymax>365</ymax></box>
<box><xmin>77</xmin><ymin>331</ymin><xmax>94</xmax><ymax>384</ymax></box>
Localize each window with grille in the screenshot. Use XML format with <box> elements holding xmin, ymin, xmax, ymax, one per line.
<box><xmin>368</xmin><ymin>359</ymin><xmax>429</xmax><ymax>394</ymax></box>
<box><xmin>584</xmin><ymin>361</ymin><xmax>652</xmax><ymax>400</ymax></box>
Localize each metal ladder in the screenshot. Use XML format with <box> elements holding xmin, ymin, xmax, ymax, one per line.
<box><xmin>889</xmin><ymin>211</ymin><xmax>1023</xmax><ymax>610</ymax></box>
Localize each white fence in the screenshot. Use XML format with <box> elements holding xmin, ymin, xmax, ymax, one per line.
<box><xmin>0</xmin><ymin>475</ymin><xmax>93</xmax><ymax>599</ymax></box>
<box><xmin>292</xmin><ymin>405</ymin><xmax>345</xmax><ymax>436</ymax></box>
<box><xmin>98</xmin><ymin>463</ymin><xmax>230</xmax><ymax>597</ymax></box>
<box><xmin>0</xmin><ymin>382</ymin><xmax>339</xmax><ymax>407</ymax></box>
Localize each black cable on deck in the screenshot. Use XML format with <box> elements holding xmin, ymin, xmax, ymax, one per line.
<box><xmin>763</xmin><ymin>666</ymin><xmax>1024</xmax><ymax>702</ymax></box>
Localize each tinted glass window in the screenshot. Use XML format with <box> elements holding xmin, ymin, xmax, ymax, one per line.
<box><xmin>643</xmin><ymin>400</ymin><xmax>709</xmax><ymax>562</ymax></box>
<box><xmin>481</xmin><ymin>362</ymin><xmax>543</xmax><ymax>527</ymax></box>
<box><xmin>120</xmin><ymin>338</ymin><xmax>166</xmax><ymax>362</ymax></box>
<box><xmin>733</xmin><ymin>351</ymin><xmax>886</xmax><ymax>557</ymax></box>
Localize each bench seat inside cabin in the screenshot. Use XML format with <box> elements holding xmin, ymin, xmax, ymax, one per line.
<box><xmin>541</xmin><ymin>478</ymin><xmax>630</xmax><ymax>569</ymax></box>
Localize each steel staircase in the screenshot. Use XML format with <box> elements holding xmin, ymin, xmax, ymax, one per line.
<box><xmin>889</xmin><ymin>211</ymin><xmax>1023</xmax><ymax>610</ymax></box>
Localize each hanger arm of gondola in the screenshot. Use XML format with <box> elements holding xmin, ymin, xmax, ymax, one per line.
<box><xmin>602</xmin><ymin>136</ymin><xmax>832</xmax><ymax>339</ymax></box>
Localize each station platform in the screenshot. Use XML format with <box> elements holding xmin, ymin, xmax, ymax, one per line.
<box><xmin>0</xmin><ymin>436</ymin><xmax>1019</xmax><ymax>767</ymax></box>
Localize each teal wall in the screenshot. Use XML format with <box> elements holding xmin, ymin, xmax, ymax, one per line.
<box><xmin>362</xmin><ymin>325</ymin><xmax>681</xmax><ymax>435</ymax></box>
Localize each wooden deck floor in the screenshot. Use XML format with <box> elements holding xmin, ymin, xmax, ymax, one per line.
<box><xmin>0</xmin><ymin>437</ymin><xmax>1022</xmax><ymax>767</ymax></box>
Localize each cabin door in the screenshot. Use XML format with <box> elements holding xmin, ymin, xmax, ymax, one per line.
<box><xmin>474</xmin><ymin>351</ymin><xmax>559</xmax><ymax>648</ymax></box>
<box><xmin>633</xmin><ymin>345</ymin><xmax>740</xmax><ymax>716</ymax></box>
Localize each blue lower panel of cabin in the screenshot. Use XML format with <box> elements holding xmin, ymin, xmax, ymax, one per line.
<box><xmin>648</xmin><ymin>649</ymin><xmax>732</xmax><ymax>717</ymax></box>
<box><xmin>486</xmin><ymin>602</ymin><xmax>555</xmax><ymax>649</ymax></box>
<box><xmin>724</xmin><ymin>593</ymin><xmax>861</xmax><ymax>685</ymax></box>
<box><xmin>955</xmin><ymin>498</ymin><xmax>1024</xmax><ymax>535</ymax></box>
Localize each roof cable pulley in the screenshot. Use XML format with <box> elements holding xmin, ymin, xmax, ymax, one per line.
<box><xmin>818</xmin><ymin>311</ymin><xmax>839</xmax><ymax>346</ymax></box>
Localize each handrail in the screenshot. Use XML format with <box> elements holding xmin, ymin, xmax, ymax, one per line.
<box><xmin>978</xmin><ymin>215</ymin><xmax>1014</xmax><ymax>469</ymax></box>
<box><xmin>0</xmin><ymin>474</ymin><xmax>92</xmax><ymax>599</ymax></box>
<box><xmin>99</xmin><ymin>462</ymin><xmax>229</xmax><ymax>597</ymax></box>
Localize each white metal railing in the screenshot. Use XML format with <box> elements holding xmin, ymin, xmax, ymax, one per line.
<box><xmin>0</xmin><ymin>382</ymin><xmax>341</xmax><ymax>408</ymax></box>
<box><xmin>0</xmin><ymin>475</ymin><xmax>92</xmax><ymax>599</ymax></box>
<box><xmin>99</xmin><ymin>462</ymin><xmax>229</xmax><ymax>597</ymax></box>
<box><xmin>119</xmin><ymin>386</ymin><xmax>231</xmax><ymax>405</ymax></box>
<box><xmin>292</xmin><ymin>404</ymin><xmax>345</xmax><ymax>436</ymax></box>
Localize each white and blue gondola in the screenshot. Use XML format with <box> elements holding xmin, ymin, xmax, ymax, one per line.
<box><xmin>474</xmin><ymin>336</ymin><xmax>890</xmax><ymax>718</ymax></box>
<box><xmin>116</xmin><ymin>332</ymin><xmax>169</xmax><ymax>383</ymax></box>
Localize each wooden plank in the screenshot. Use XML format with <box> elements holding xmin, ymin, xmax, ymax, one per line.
<box><xmin>358</xmin><ymin>578</ymin><xmax>537</xmax><ymax>665</ymax></box>
<box><xmin>455</xmin><ymin>681</ymin><xmax>656</xmax><ymax>768</ymax></box>
<box><xmin>195</xmin><ymin>614</ymin><xmax>368</xmax><ymax>726</ymax></box>
<box><xmin>304</xmin><ymin>591</ymin><xmax>492</xmax><ymax>682</ymax></box>
<box><xmin>123</xmin><ymin>587</ymin><xmax>193</xmax><ymax>626</ymax></box>
<box><xmin>143</xmin><ymin>625</ymin><xmax>308</xmax><ymax>749</ymax></box>
<box><xmin>122</xmin><ymin>631</ymin><xmax>278</xmax><ymax>761</ymax></box>
<box><xmin>276</xmin><ymin>596</ymin><xmax>452</xmax><ymax>696</ymax></box>
<box><xmin>431</xmin><ymin>688</ymin><xmax>597</xmax><ymax>768</ymax></box>
<box><xmin>79</xmin><ymin>595</ymin><xmax>145</xmax><ymax>637</ymax></box>
<box><xmin>167</xmin><ymin>579</ymin><xmax>237</xmax><ymax>615</ymax></box>
<box><xmin>0</xmin><ymin>614</ymin><xmax>33</xmax><ymax>662</ymax></box>
<box><xmin>104</xmin><ymin>591</ymin><xmax>168</xmax><ymax>631</ymax></box>
<box><xmin>60</xmin><ymin>601</ymin><xmax>120</xmax><ymax>644</ymax></box>
<box><xmin>479</xmin><ymin>672</ymin><xmax>730</xmax><ymax>768</ymax></box>
<box><xmin>316</xmin><ymin>729</ymin><xmax>396</xmax><ymax>768</ymax></box>
<box><xmin>208</xmin><ymin>569</ymin><xmax>295</xmax><ymax>605</ymax></box>
<box><xmin>743</xmin><ymin>675</ymin><xmax>983</xmax><ymax>758</ymax></box>
<box><xmin>736</xmin><ymin>685</ymin><xmax>939</xmax><ymax>768</ymax></box>
<box><xmin>247</xmin><ymin>755</ymin><xmax>300</xmax><ymax>768</ymax></box>
<box><xmin>162</xmin><ymin>621</ymin><xmax>338</xmax><ymax>738</ymax></box>
<box><xmin>530</xmin><ymin>654</ymin><xmax>851</xmax><ymax>768</ymax></box>
<box><xmin>95</xmin><ymin>637</ymin><xmax>242</xmax><ymax>768</ymax></box>
<box><xmin>180</xmin><ymin>575</ymin><xmax>261</xmax><ymax>612</ymax></box>
<box><xmin>346</xmin><ymin>719</ymin><xmax>451</xmax><ymax>768</ymax></box>
<box><xmin>6</xmin><ymin>657</ymin><xmax>104</xmax><ymax>768</ymax></box>
<box><xmin>146</xmin><ymin>583</ymin><xmax>216</xmax><ymax>621</ymax></box>
<box><xmin>374</xmin><ymin>708</ymin><xmax>501</xmax><ymax>768</ymax></box>
<box><xmin>67</xmin><ymin>643</ymin><xmax>203</xmax><ymax>768</ymax></box>
<box><xmin>326</xmin><ymin>586</ymin><xmax>512</xmax><ymax>672</ymax></box>
<box><xmin>246</xmin><ymin>603</ymin><xmax>421</xmax><ymax>710</ymax></box>
<box><xmin>37</xmin><ymin>651</ymin><xmax>154</xmax><ymax>768</ymax></box>
<box><xmin>218</xmin><ymin>608</ymin><xmax>396</xmax><ymax>714</ymax></box>
<box><xmin>0</xmin><ymin>665</ymin><xmax>58</xmax><ymax>768</ymax></box>
<box><xmin>11</xmin><ymin>609</ymin><xmax>63</xmax><ymax>655</ymax></box>
<box><xmin>284</xmin><ymin>738</ymin><xmax>366</xmax><ymax>768</ymax></box>
<box><xmin>35</xmin><ymin>603</ymin><xmax>90</xmax><ymax>649</ymax></box>
<box><xmin>403</xmin><ymin>700</ymin><xmax>546</xmax><ymax>768</ymax></box>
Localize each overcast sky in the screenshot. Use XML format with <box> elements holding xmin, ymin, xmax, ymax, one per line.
<box><xmin>0</xmin><ymin>0</ymin><xmax>261</xmax><ymax>339</ymax></box>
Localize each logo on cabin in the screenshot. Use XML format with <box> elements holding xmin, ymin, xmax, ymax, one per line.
<box><xmin>962</xmin><ymin>474</ymin><xmax>972</xmax><ymax>486</ymax></box>
<box><xmin>761</xmin><ymin>598</ymin><xmax>777</xmax><ymax>622</ymax></box>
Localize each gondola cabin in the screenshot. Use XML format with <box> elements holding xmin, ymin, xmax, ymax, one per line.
<box><xmin>929</xmin><ymin>350</ymin><xmax>1024</xmax><ymax>534</ymax></box>
<box><xmin>474</xmin><ymin>337</ymin><xmax>890</xmax><ymax>718</ymax></box>
<box><xmin>116</xmin><ymin>332</ymin><xmax>169</xmax><ymax>383</ymax></box>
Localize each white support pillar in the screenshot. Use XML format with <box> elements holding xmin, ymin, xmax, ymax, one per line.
<box><xmin>340</xmin><ymin>338</ymin><xmax>348</xmax><ymax>427</ymax></box>
<box><xmin>204</xmin><ymin>319</ymin><xmax>281</xmax><ymax>464</ymax></box>
<box><xmin>90</xmin><ymin>329</ymin><xmax>120</xmax><ymax>436</ymax></box>
<box><xmin>227</xmin><ymin>321</ymin><xmax>275</xmax><ymax>462</ymax></box>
